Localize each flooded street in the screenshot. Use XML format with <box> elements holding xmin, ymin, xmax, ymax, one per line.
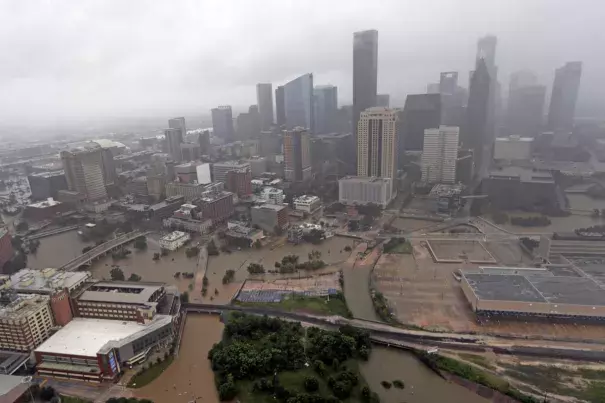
<box><xmin>360</xmin><ymin>347</ymin><xmax>488</xmax><ymax>403</ymax></box>
<box><xmin>30</xmin><ymin>232</ymin><xmax>354</xmax><ymax>304</ymax></box>
<box><xmin>498</xmin><ymin>194</ymin><xmax>605</xmax><ymax>234</ymax></box>
<box><xmin>134</xmin><ymin>314</ymin><xmax>223</xmax><ymax>403</ymax></box>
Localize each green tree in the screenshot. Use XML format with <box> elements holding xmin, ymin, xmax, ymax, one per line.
<box><xmin>128</xmin><ymin>273</ymin><xmax>142</xmax><ymax>282</ymax></box>
<box><xmin>152</xmin><ymin>252</ymin><xmax>160</xmax><ymax>261</ymax></box>
<box><xmin>181</xmin><ymin>291</ymin><xmax>189</xmax><ymax>303</ymax></box>
<box><xmin>134</xmin><ymin>236</ymin><xmax>148</xmax><ymax>250</ymax></box>
<box><xmin>247</xmin><ymin>263</ymin><xmax>265</xmax><ymax>274</ymax></box>
<box><xmin>110</xmin><ymin>267</ymin><xmax>125</xmax><ymax>281</ymax></box>
<box><xmin>253</xmin><ymin>239</ymin><xmax>262</xmax><ymax>249</ymax></box>
<box><xmin>218</xmin><ymin>374</ymin><xmax>238</xmax><ymax>401</ymax></box>
<box><xmin>82</xmin><ymin>246</ymin><xmax>93</xmax><ymax>253</ymax></box>
<box><xmin>303</xmin><ymin>376</ymin><xmax>319</xmax><ymax>392</ymax></box>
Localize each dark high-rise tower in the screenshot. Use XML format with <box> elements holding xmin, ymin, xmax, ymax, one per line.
<box><xmin>506</xmin><ymin>77</ymin><xmax>546</xmax><ymax>138</ymax></box>
<box><xmin>439</xmin><ymin>72</ymin><xmax>458</xmax><ymax>95</ymax></box>
<box><xmin>211</xmin><ymin>106</ymin><xmax>235</xmax><ymax>142</ymax></box>
<box><xmin>353</xmin><ymin>30</ymin><xmax>378</xmax><ymax>156</ymax></box>
<box><xmin>547</xmin><ymin>62</ymin><xmax>582</xmax><ymax>132</ymax></box>
<box><xmin>275</xmin><ymin>85</ymin><xmax>286</xmax><ymax>127</ymax></box>
<box><xmin>399</xmin><ymin>94</ymin><xmax>442</xmax><ymax>153</ymax></box>
<box><xmin>476</xmin><ymin>35</ymin><xmax>497</xmax><ymax>77</ymax></box>
<box><xmin>464</xmin><ymin>59</ymin><xmax>491</xmax><ymax>177</ymax></box>
<box><xmin>284</xmin><ymin>73</ymin><xmax>314</xmax><ymax>132</ymax></box>
<box><xmin>256</xmin><ymin>83</ymin><xmax>274</xmax><ymax>131</ymax></box>
<box><xmin>313</xmin><ymin>85</ymin><xmax>338</xmax><ymax>134</ymax></box>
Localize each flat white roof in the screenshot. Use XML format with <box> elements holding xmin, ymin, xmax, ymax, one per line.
<box><xmin>35</xmin><ymin>318</ymin><xmax>146</xmax><ymax>357</ymax></box>
<box><xmin>160</xmin><ymin>231</ymin><xmax>189</xmax><ymax>241</ymax></box>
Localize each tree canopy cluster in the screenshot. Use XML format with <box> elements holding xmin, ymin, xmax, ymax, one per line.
<box><xmin>208</xmin><ymin>313</ymin><xmax>377</xmax><ymax>402</ymax></box>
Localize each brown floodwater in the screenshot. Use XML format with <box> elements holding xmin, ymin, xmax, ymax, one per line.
<box><xmin>134</xmin><ymin>314</ymin><xmax>223</xmax><ymax>403</ymax></box>
<box><xmin>360</xmin><ymin>347</ymin><xmax>488</xmax><ymax>403</ymax></box>
<box><xmin>30</xmin><ymin>232</ymin><xmax>355</xmax><ymax>304</ymax></box>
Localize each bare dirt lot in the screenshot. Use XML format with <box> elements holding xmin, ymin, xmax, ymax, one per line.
<box><xmin>372</xmin><ymin>240</ymin><xmax>605</xmax><ymax>341</ymax></box>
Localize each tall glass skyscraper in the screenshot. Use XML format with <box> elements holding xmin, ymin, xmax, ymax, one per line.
<box><xmin>353</xmin><ymin>30</ymin><xmax>378</xmax><ymax>131</ymax></box>
<box><xmin>313</xmin><ymin>85</ymin><xmax>338</xmax><ymax>134</ymax></box>
<box><xmin>284</xmin><ymin>73</ymin><xmax>314</xmax><ymax>132</ymax></box>
<box><xmin>547</xmin><ymin>61</ymin><xmax>582</xmax><ymax>132</ymax></box>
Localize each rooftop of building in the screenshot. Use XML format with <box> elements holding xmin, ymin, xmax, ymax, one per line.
<box><xmin>462</xmin><ymin>266</ymin><xmax>605</xmax><ymax>306</ymax></box>
<box><xmin>35</xmin><ymin>317</ymin><xmax>155</xmax><ymax>358</ymax></box>
<box><xmin>339</xmin><ymin>176</ymin><xmax>391</xmax><ymax>184</ymax></box>
<box><xmin>160</xmin><ymin>231</ymin><xmax>189</xmax><ymax>242</ymax></box>
<box><xmin>429</xmin><ymin>183</ymin><xmax>465</xmax><ymax>197</ymax></box>
<box><xmin>0</xmin><ymin>293</ymin><xmax>49</xmax><ymax>320</ymax></box>
<box><xmin>313</xmin><ymin>132</ymin><xmax>352</xmax><ymax>140</ymax></box>
<box><xmin>199</xmin><ymin>190</ymin><xmax>233</xmax><ymax>203</ymax></box>
<box><xmin>6</xmin><ymin>268</ymin><xmax>90</xmax><ymax>294</ymax></box>
<box><xmin>77</xmin><ymin>281</ymin><xmax>164</xmax><ymax>305</ymax></box>
<box><xmin>0</xmin><ymin>374</ymin><xmax>27</xmax><ymax>400</ymax></box>
<box><xmin>27</xmin><ymin>198</ymin><xmax>62</xmax><ymax>209</ymax></box>
<box><xmin>496</xmin><ymin>135</ymin><xmax>534</xmax><ymax>143</ymax></box>
<box><xmin>166</xmin><ymin>181</ymin><xmax>206</xmax><ymax>188</ymax></box>
<box><xmin>488</xmin><ymin>165</ymin><xmax>554</xmax><ymax>183</ymax></box>
<box><xmin>29</xmin><ymin>170</ymin><xmax>65</xmax><ymax>178</ymax></box>
<box><xmin>213</xmin><ymin>160</ymin><xmax>251</xmax><ymax>168</ymax></box>
<box><xmin>253</xmin><ymin>203</ymin><xmax>286</xmax><ymax>212</ymax></box>
<box><xmin>262</xmin><ymin>187</ymin><xmax>283</xmax><ymax>194</ymax></box>
<box><xmin>294</xmin><ymin>195</ymin><xmax>321</xmax><ymax>203</ymax></box>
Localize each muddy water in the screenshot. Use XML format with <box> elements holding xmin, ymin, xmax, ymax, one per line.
<box><xmin>361</xmin><ymin>347</ymin><xmax>488</xmax><ymax>403</ymax></box>
<box><xmin>31</xmin><ymin>232</ymin><xmax>355</xmax><ymax>304</ymax></box>
<box><xmin>134</xmin><ymin>315</ymin><xmax>223</xmax><ymax>403</ymax></box>
<box><xmin>27</xmin><ymin>230</ymin><xmax>93</xmax><ymax>269</ymax></box>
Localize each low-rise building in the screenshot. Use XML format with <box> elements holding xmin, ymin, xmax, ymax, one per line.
<box><xmin>0</xmin><ymin>293</ymin><xmax>53</xmax><ymax>352</ymax></box>
<box><xmin>34</xmin><ymin>316</ymin><xmax>173</xmax><ymax>382</ymax></box>
<box><xmin>163</xmin><ymin>216</ymin><xmax>212</xmax><ymax>234</ymax></box>
<box><xmin>2</xmin><ymin>268</ymin><xmax>92</xmax><ymax>326</ymax></box>
<box><xmin>158</xmin><ymin>231</ymin><xmax>190</xmax><ymax>251</ymax></box>
<box><xmin>146</xmin><ymin>174</ymin><xmax>166</xmax><ymax>201</ymax></box>
<box><xmin>175</xmin><ymin>162</ymin><xmax>198</xmax><ymax>184</ymax></box>
<box><xmin>23</xmin><ymin>198</ymin><xmax>71</xmax><ymax>221</ymax></box>
<box><xmin>165</xmin><ymin>182</ymin><xmax>207</xmax><ymax>202</ymax></box>
<box><xmin>225</xmin><ymin>221</ymin><xmax>263</xmax><ymax>245</ymax></box>
<box><xmin>484</xmin><ymin>165</ymin><xmax>559</xmax><ymax>211</ymax></box>
<box><xmin>198</xmin><ymin>189</ymin><xmax>234</xmax><ymax>225</ymax></box>
<box><xmin>293</xmin><ymin>195</ymin><xmax>321</xmax><ymax>214</ymax></box>
<box><xmin>27</xmin><ymin>171</ymin><xmax>68</xmax><ymax>201</ymax></box>
<box><xmin>261</xmin><ymin>187</ymin><xmax>284</xmax><ymax>205</ymax></box>
<box><xmin>251</xmin><ymin>204</ymin><xmax>288</xmax><ymax>234</ymax></box>
<box><xmin>211</xmin><ymin>161</ymin><xmax>251</xmax><ymax>184</ymax></box>
<box><xmin>149</xmin><ymin>196</ymin><xmax>185</xmax><ymax>220</ymax></box>
<box><xmin>428</xmin><ymin>183</ymin><xmax>464</xmax><ymax>215</ymax></box>
<box><xmin>338</xmin><ymin>176</ymin><xmax>393</xmax><ymax>208</ymax></box>
<box><xmin>287</xmin><ymin>226</ymin><xmax>303</xmax><ymax>244</ymax></box>
<box><xmin>72</xmin><ymin>281</ymin><xmax>169</xmax><ymax>324</ymax></box>
<box><xmin>494</xmin><ymin>135</ymin><xmax>533</xmax><ymax>160</ymax></box>
<box><xmin>225</xmin><ymin>168</ymin><xmax>252</xmax><ymax>197</ymax></box>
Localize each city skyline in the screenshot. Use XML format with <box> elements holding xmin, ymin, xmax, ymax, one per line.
<box><xmin>0</xmin><ymin>0</ymin><xmax>602</xmax><ymax>126</ymax></box>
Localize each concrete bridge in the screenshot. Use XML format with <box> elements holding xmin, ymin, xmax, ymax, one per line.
<box><xmin>59</xmin><ymin>231</ymin><xmax>149</xmax><ymax>272</ymax></box>
<box><xmin>25</xmin><ymin>225</ymin><xmax>79</xmax><ymax>241</ymax></box>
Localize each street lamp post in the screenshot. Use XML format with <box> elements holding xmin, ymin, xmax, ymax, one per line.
<box><xmin>21</xmin><ymin>376</ymin><xmax>35</xmax><ymax>402</ymax></box>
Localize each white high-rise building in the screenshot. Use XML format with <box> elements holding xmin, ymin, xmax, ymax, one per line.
<box><xmin>357</xmin><ymin>107</ymin><xmax>398</xmax><ymax>193</ymax></box>
<box><xmin>421</xmin><ymin>125</ymin><xmax>459</xmax><ymax>184</ymax></box>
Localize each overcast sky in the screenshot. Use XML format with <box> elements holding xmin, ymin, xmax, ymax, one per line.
<box><xmin>0</xmin><ymin>0</ymin><xmax>603</xmax><ymax>124</ymax></box>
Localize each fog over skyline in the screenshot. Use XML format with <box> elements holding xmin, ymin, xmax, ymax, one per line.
<box><xmin>1</xmin><ymin>0</ymin><xmax>603</xmax><ymax>124</ymax></box>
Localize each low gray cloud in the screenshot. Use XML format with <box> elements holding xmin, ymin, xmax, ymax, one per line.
<box><xmin>0</xmin><ymin>0</ymin><xmax>603</xmax><ymax>123</ymax></box>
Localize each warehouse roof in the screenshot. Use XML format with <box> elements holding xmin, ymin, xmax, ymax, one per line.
<box><xmin>35</xmin><ymin>318</ymin><xmax>149</xmax><ymax>357</ymax></box>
